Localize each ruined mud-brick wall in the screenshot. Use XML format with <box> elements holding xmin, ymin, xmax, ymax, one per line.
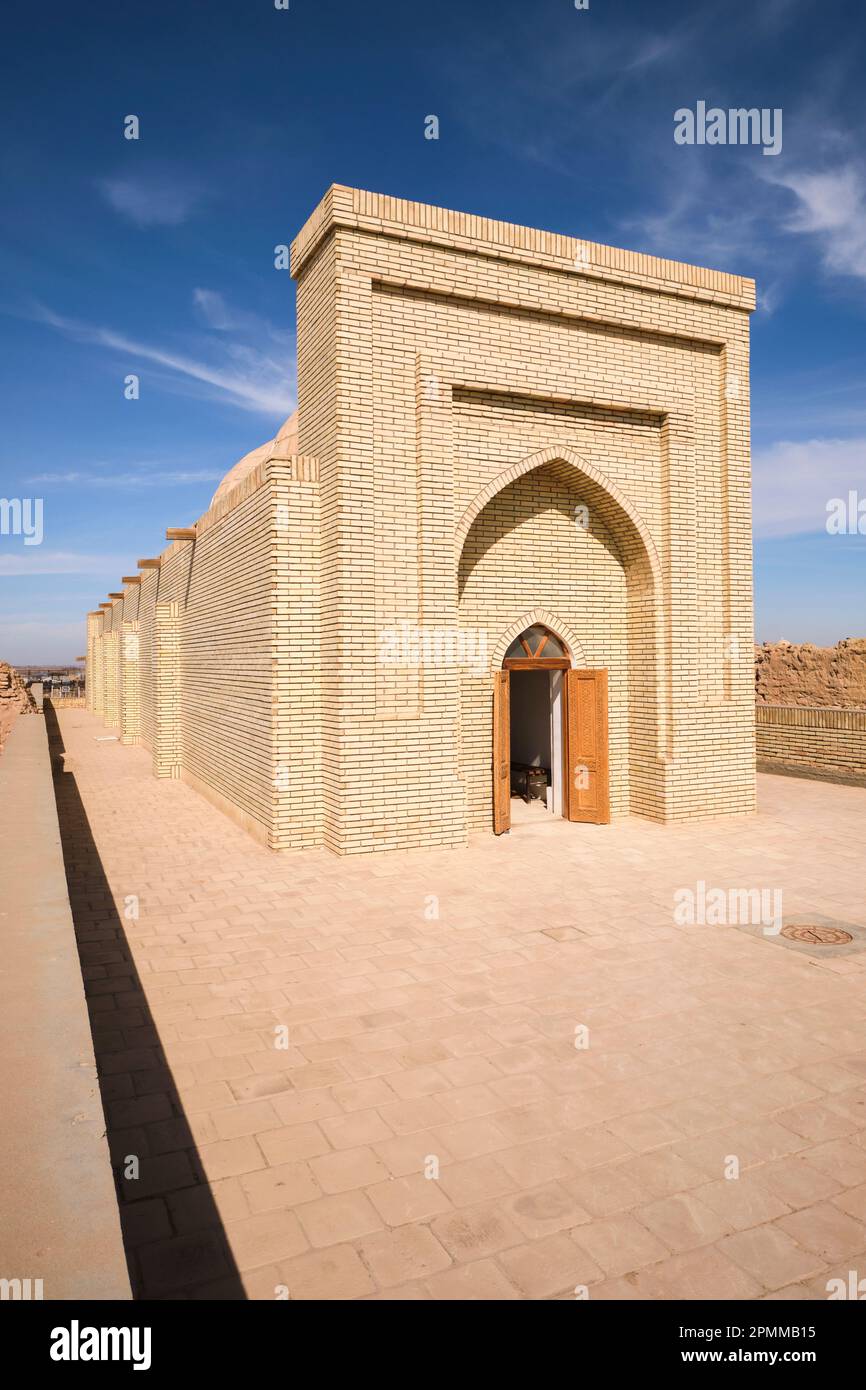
<box><xmin>0</xmin><ymin>662</ymin><xmax>36</xmax><ymax>754</ymax></box>
<box><xmin>755</xmin><ymin>640</ymin><xmax>866</xmax><ymax>785</ymax></box>
<box><xmin>755</xmin><ymin>639</ymin><xmax>866</xmax><ymax>707</ymax></box>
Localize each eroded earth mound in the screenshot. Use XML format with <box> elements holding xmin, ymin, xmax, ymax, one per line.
<box><xmin>0</xmin><ymin>661</ymin><xmax>36</xmax><ymax>753</ymax></box>
<box><xmin>755</xmin><ymin>639</ymin><xmax>866</xmax><ymax>709</ymax></box>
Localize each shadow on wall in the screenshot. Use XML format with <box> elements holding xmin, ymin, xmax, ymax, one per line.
<box><xmin>457</xmin><ymin>462</ymin><xmax>624</xmax><ymax>601</ymax></box>
<box><xmin>43</xmin><ymin>701</ymin><xmax>246</xmax><ymax>1301</ymax></box>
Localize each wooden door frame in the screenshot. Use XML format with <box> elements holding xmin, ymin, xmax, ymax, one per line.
<box><xmin>492</xmin><ymin>670</ymin><xmax>510</xmax><ymax>834</ymax></box>
<box><xmin>494</xmin><ymin>662</ymin><xmax>610</xmax><ymax>832</ymax></box>
<box><xmin>502</xmin><ymin>658</ymin><xmax>570</xmax><ymax>671</ymax></box>
<box><xmin>550</xmin><ymin>666</ymin><xmax>567</xmax><ymax>818</ymax></box>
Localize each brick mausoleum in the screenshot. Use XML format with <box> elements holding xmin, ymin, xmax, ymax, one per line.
<box><xmin>85</xmin><ymin>185</ymin><xmax>757</xmax><ymax>855</ymax></box>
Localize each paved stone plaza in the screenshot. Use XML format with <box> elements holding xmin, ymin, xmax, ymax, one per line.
<box><xmin>51</xmin><ymin>707</ymin><xmax>866</xmax><ymax>1300</ymax></box>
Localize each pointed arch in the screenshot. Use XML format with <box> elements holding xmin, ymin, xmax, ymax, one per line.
<box><xmin>456</xmin><ymin>445</ymin><xmax>663</xmax><ymax>595</ymax></box>
<box><xmin>456</xmin><ymin>443</ymin><xmax>670</xmax><ymax>780</ymax></box>
<box><xmin>489</xmin><ymin>609</ymin><xmax>587</xmax><ymax>673</ymax></box>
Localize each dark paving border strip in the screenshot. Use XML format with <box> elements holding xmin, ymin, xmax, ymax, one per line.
<box><xmin>756</xmin><ymin>760</ymin><xmax>866</xmax><ymax>791</ymax></box>
<box><xmin>0</xmin><ymin>711</ymin><xmax>130</xmax><ymax>1299</ymax></box>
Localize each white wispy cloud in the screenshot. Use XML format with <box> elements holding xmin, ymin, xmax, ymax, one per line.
<box><xmin>766</xmin><ymin>161</ymin><xmax>866</xmax><ymax>281</ymax></box>
<box><xmin>192</xmin><ymin>287</ymin><xmax>292</xmax><ymax>347</ymax></box>
<box><xmin>622</xmin><ymin>34</ymin><xmax>682</xmax><ymax>72</ymax></box>
<box><xmin>621</xmin><ymin>160</ymin><xmax>767</xmax><ymax>278</ymax></box>
<box><xmin>0</xmin><ymin>551</ymin><xmax>129</xmax><ymax>576</ymax></box>
<box><xmin>97</xmin><ymin>170</ymin><xmax>207</xmax><ymax>227</ymax></box>
<box><xmin>193</xmin><ymin>288</ymin><xmax>233</xmax><ymax>329</ymax></box>
<box><xmin>32</xmin><ymin>304</ymin><xmax>293</xmax><ymax>417</ymax></box>
<box><xmin>192</xmin><ymin>288</ymin><xmax>249</xmax><ymax>331</ymax></box>
<box><xmin>26</xmin><ymin>469</ymin><xmax>223</xmax><ymax>488</ymax></box>
<box><xmin>752</xmin><ymin>436</ymin><xmax>866</xmax><ymax>538</ymax></box>
<box><xmin>624</xmin><ymin>153</ymin><xmax>866</xmax><ymax>309</ymax></box>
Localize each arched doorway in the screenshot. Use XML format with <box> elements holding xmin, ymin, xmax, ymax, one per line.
<box><xmin>493</xmin><ymin>623</ymin><xmax>609</xmax><ymax>834</ymax></box>
<box><xmin>457</xmin><ymin>445</ymin><xmax>666</xmax><ymax>831</ymax></box>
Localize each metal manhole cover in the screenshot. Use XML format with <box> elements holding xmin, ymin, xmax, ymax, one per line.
<box><xmin>780</xmin><ymin>924</ymin><xmax>853</xmax><ymax>945</ymax></box>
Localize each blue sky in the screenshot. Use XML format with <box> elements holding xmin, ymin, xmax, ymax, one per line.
<box><xmin>1</xmin><ymin>0</ymin><xmax>864</xmax><ymax>663</ymax></box>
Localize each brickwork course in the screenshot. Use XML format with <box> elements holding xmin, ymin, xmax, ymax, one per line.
<box><xmin>756</xmin><ymin>707</ymin><xmax>866</xmax><ymax>786</ymax></box>
<box><xmin>50</xmin><ymin>708</ymin><xmax>866</xmax><ymax>1300</ymax></box>
<box><xmin>84</xmin><ymin>185</ymin><xmax>757</xmax><ymax>855</ymax></box>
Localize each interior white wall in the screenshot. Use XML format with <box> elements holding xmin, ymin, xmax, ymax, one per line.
<box><xmin>510</xmin><ymin>670</ymin><xmax>552</xmax><ymax>770</ymax></box>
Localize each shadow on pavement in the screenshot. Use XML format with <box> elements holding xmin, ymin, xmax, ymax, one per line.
<box><xmin>44</xmin><ymin>701</ymin><xmax>246</xmax><ymax>1300</ymax></box>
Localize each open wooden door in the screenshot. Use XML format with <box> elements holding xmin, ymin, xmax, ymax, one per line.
<box><xmin>565</xmin><ymin>669</ymin><xmax>609</xmax><ymax>823</ymax></box>
<box><xmin>492</xmin><ymin>670</ymin><xmax>510</xmax><ymax>834</ymax></box>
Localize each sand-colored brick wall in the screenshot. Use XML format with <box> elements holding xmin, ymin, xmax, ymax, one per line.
<box><xmin>86</xmin><ymin>612</ymin><xmax>103</xmax><ymax>715</ymax></box>
<box><xmin>119</xmin><ymin>621</ymin><xmax>141</xmax><ymax>744</ymax></box>
<box><xmin>152</xmin><ymin>599</ymin><xmax>181</xmax><ymax>778</ymax></box>
<box><xmin>82</xmin><ymin>185</ymin><xmax>757</xmax><ymax>856</ymax></box>
<box><xmin>84</xmin><ymin>458</ymin><xmax>322</xmax><ymax>849</ymax></box>
<box><xmin>178</xmin><ymin>475</ymin><xmax>275</xmax><ymax>841</ymax></box>
<box><xmin>294</xmin><ymin>235</ymin><xmax>347</xmax><ymax>852</ymax></box>
<box><xmin>756</xmin><ymin>705</ymin><xmax>866</xmax><ymax>785</ymax></box>
<box><xmin>289</xmin><ymin>185</ymin><xmax>756</xmax><ymax>852</ymax></box>
<box><xmin>103</xmin><ymin>629</ymin><xmax>119</xmax><ymax>729</ymax></box>
<box><xmin>272</xmin><ymin>462</ymin><xmax>322</xmax><ymax>851</ymax></box>
<box><xmin>137</xmin><ymin>569</ymin><xmax>159</xmax><ymax>753</ymax></box>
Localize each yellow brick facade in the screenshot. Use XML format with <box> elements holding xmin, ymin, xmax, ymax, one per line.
<box><xmin>118</xmin><ymin>620</ymin><xmax>140</xmax><ymax>745</ymax></box>
<box><xmin>84</xmin><ymin>184</ymin><xmax>757</xmax><ymax>854</ymax></box>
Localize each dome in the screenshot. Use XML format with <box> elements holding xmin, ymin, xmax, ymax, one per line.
<box><xmin>210</xmin><ymin>410</ymin><xmax>298</xmax><ymax>506</ymax></box>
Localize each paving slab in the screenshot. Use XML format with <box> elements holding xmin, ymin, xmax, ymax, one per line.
<box><xmin>36</xmin><ymin>706</ymin><xmax>866</xmax><ymax>1299</ymax></box>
